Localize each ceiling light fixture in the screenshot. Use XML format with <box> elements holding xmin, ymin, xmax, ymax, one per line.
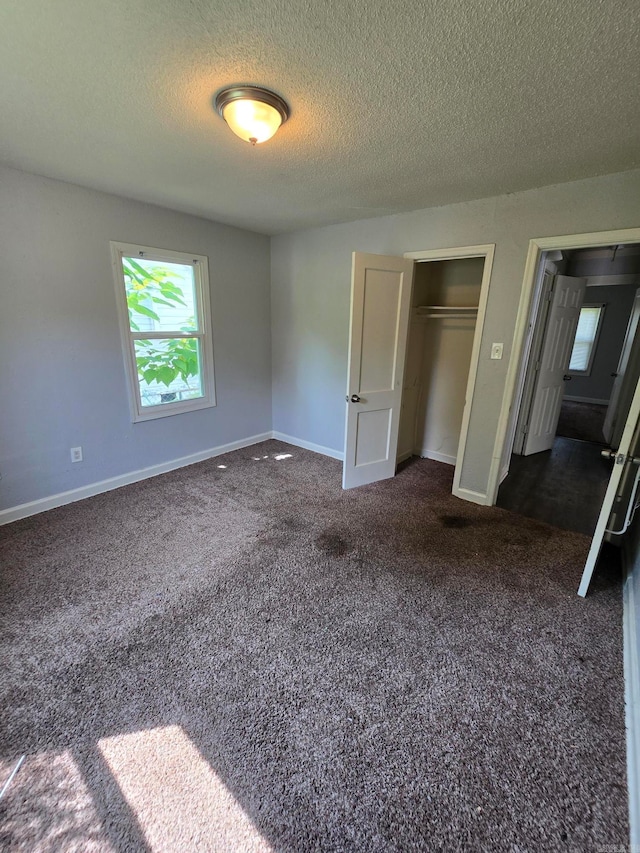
<box><xmin>214</xmin><ymin>86</ymin><xmax>290</xmax><ymax>145</ymax></box>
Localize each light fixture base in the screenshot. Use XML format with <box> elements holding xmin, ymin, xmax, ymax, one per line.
<box><xmin>214</xmin><ymin>86</ymin><xmax>290</xmax><ymax>126</ymax></box>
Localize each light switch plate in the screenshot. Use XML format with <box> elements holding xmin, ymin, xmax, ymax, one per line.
<box><xmin>491</xmin><ymin>342</ymin><xmax>503</xmax><ymax>360</ymax></box>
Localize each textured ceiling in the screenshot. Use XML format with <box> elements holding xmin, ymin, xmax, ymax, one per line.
<box><xmin>0</xmin><ymin>0</ymin><xmax>638</xmax><ymax>235</ymax></box>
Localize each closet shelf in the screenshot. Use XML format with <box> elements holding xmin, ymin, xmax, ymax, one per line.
<box><xmin>415</xmin><ymin>305</ymin><xmax>478</xmax><ymax>320</ymax></box>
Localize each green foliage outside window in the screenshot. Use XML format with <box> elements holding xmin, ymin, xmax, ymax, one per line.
<box><xmin>123</xmin><ymin>258</ymin><xmax>199</xmax><ymax>390</ymax></box>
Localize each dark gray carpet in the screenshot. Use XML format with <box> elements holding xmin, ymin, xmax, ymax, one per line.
<box><xmin>557</xmin><ymin>400</ymin><xmax>608</xmax><ymax>445</ymax></box>
<box><xmin>0</xmin><ymin>441</ymin><xmax>627</xmax><ymax>851</ymax></box>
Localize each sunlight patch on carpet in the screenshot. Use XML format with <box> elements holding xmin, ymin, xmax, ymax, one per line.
<box><xmin>0</xmin><ymin>750</ymin><xmax>112</xmax><ymax>851</ymax></box>
<box><xmin>98</xmin><ymin>725</ymin><xmax>272</xmax><ymax>852</ymax></box>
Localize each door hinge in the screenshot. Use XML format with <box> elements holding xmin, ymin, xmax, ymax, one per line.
<box><xmin>522</xmin><ymin>423</ymin><xmax>529</xmax><ymax>435</ymax></box>
<box><xmin>547</xmin><ymin>288</ymin><xmax>554</xmax><ymax>302</ymax></box>
<box><xmin>534</xmin><ymin>361</ymin><xmax>541</xmax><ymax>372</ymax></box>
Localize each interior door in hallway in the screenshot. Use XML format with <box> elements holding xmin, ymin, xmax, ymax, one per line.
<box><xmin>523</xmin><ymin>275</ymin><xmax>587</xmax><ymax>455</ymax></box>
<box><xmin>343</xmin><ymin>252</ymin><xmax>414</xmax><ymax>489</ymax></box>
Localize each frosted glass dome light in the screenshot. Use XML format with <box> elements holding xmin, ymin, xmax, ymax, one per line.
<box><xmin>214</xmin><ymin>86</ymin><xmax>290</xmax><ymax>145</ymax></box>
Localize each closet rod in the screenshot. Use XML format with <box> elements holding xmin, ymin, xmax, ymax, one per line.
<box><xmin>415</xmin><ymin>305</ymin><xmax>479</xmax><ymax>320</ymax></box>
<box><xmin>415</xmin><ymin>305</ymin><xmax>478</xmax><ymax>312</ymax></box>
<box><xmin>419</xmin><ymin>313</ymin><xmax>478</xmax><ymax>319</ymax></box>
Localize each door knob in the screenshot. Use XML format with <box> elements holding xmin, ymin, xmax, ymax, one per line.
<box><xmin>563</xmin><ymin>375</ymin><xmax>572</xmax><ymax>381</ymax></box>
<box><xmin>350</xmin><ymin>394</ymin><xmax>361</xmax><ymax>403</ymax></box>
<box><xmin>601</xmin><ymin>448</ymin><xmax>634</xmax><ymax>465</ymax></box>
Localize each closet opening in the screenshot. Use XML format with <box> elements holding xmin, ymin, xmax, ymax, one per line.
<box><xmin>398</xmin><ymin>256</ymin><xmax>484</xmax><ymax>477</ymax></box>
<box><xmin>342</xmin><ymin>245</ymin><xmax>494</xmax><ymax>495</ymax></box>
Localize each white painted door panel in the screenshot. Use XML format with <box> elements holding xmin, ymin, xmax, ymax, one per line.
<box><xmin>343</xmin><ymin>252</ymin><xmax>414</xmax><ymax>489</ymax></box>
<box><xmin>578</xmin><ymin>374</ymin><xmax>640</xmax><ymax>596</ymax></box>
<box><xmin>523</xmin><ymin>276</ymin><xmax>587</xmax><ymax>455</ymax></box>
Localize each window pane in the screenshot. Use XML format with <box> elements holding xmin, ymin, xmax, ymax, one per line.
<box><xmin>134</xmin><ymin>338</ymin><xmax>203</xmax><ymax>407</ymax></box>
<box><xmin>123</xmin><ymin>257</ymin><xmax>198</xmax><ymax>333</ymax></box>
<box><xmin>569</xmin><ymin>342</ymin><xmax>590</xmax><ymax>371</ymax></box>
<box><xmin>569</xmin><ymin>306</ymin><xmax>601</xmax><ymax>372</ymax></box>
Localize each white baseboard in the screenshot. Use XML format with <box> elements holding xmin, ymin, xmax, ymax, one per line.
<box><xmin>271</xmin><ymin>431</ymin><xmax>343</xmax><ymax>461</ymax></box>
<box><xmin>622</xmin><ymin>541</ymin><xmax>640</xmax><ymax>850</ymax></box>
<box><xmin>416</xmin><ymin>449</ymin><xmax>457</xmax><ymax>466</ymax></box>
<box><xmin>396</xmin><ymin>449</ymin><xmax>413</xmax><ymax>464</ymax></box>
<box><xmin>563</xmin><ymin>395</ymin><xmax>610</xmax><ymax>405</ymax></box>
<box><xmin>0</xmin><ymin>431</ymin><xmax>273</xmax><ymax>525</ymax></box>
<box><xmin>452</xmin><ymin>486</ymin><xmax>491</xmax><ymax>506</ymax></box>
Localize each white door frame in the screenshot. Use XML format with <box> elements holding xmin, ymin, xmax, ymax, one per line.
<box><xmin>488</xmin><ymin>227</ymin><xmax>640</xmax><ymax>505</ymax></box>
<box><xmin>404</xmin><ymin>243</ymin><xmax>495</xmax><ymax>504</ymax></box>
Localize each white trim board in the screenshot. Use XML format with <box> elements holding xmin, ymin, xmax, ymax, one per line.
<box><xmin>271</xmin><ymin>431</ymin><xmax>344</xmax><ymax>461</ymax></box>
<box><xmin>0</xmin><ymin>432</ymin><xmax>273</xmax><ymax>525</ymax></box>
<box><xmin>0</xmin><ymin>431</ymin><xmax>345</xmax><ymax>525</ymax></box>
<box><xmin>563</xmin><ymin>395</ymin><xmax>610</xmax><ymax>405</ymax></box>
<box><xmin>454</xmin><ymin>487</ymin><xmax>491</xmax><ymax>506</ymax></box>
<box><xmin>416</xmin><ymin>449</ymin><xmax>456</xmax><ymax>466</ymax></box>
<box><xmin>622</xmin><ymin>540</ymin><xmax>640</xmax><ymax>850</ymax></box>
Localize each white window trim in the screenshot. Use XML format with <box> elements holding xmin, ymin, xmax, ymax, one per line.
<box><xmin>568</xmin><ymin>302</ymin><xmax>605</xmax><ymax>377</ymax></box>
<box><xmin>111</xmin><ymin>241</ymin><xmax>216</xmax><ymax>423</ymax></box>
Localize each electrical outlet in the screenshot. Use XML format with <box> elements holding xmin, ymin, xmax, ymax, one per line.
<box><xmin>70</xmin><ymin>446</ymin><xmax>83</xmax><ymax>463</ymax></box>
<box><xmin>491</xmin><ymin>342</ymin><xmax>504</xmax><ymax>360</ymax></box>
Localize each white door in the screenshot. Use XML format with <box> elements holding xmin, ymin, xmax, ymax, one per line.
<box><xmin>523</xmin><ymin>275</ymin><xmax>587</xmax><ymax>455</ymax></box>
<box><xmin>343</xmin><ymin>252</ymin><xmax>414</xmax><ymax>489</ymax></box>
<box><xmin>578</xmin><ymin>374</ymin><xmax>640</xmax><ymax>596</ymax></box>
<box><xmin>603</xmin><ymin>289</ymin><xmax>640</xmax><ymax>444</ymax></box>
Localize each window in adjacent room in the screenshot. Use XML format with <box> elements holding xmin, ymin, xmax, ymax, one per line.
<box><xmin>111</xmin><ymin>242</ymin><xmax>216</xmax><ymax>422</ymax></box>
<box><xmin>568</xmin><ymin>303</ymin><xmax>605</xmax><ymax>375</ymax></box>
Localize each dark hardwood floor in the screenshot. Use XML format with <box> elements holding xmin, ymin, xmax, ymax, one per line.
<box><xmin>556</xmin><ymin>400</ymin><xmax>608</xmax><ymax>445</ymax></box>
<box><xmin>497</xmin><ymin>437</ymin><xmax>612</xmax><ymax>536</ymax></box>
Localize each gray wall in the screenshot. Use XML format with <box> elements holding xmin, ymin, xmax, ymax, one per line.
<box><xmin>271</xmin><ymin>169</ymin><xmax>640</xmax><ymax>497</ymax></box>
<box><xmin>3</xmin><ymin>164</ymin><xmax>640</xmax><ymax>511</ymax></box>
<box><xmin>0</xmin><ymin>166</ymin><xmax>272</xmax><ymax>510</ymax></box>
<box><xmin>568</xmin><ymin>283</ymin><xmax>639</xmax><ymax>402</ymax></box>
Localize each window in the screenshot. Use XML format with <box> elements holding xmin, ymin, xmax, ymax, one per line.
<box><xmin>111</xmin><ymin>242</ymin><xmax>216</xmax><ymax>422</ymax></box>
<box><xmin>568</xmin><ymin>304</ymin><xmax>605</xmax><ymax>375</ymax></box>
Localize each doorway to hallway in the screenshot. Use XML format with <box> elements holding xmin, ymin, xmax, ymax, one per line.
<box><xmin>494</xmin><ymin>229</ymin><xmax>640</xmax><ymax>595</ymax></box>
